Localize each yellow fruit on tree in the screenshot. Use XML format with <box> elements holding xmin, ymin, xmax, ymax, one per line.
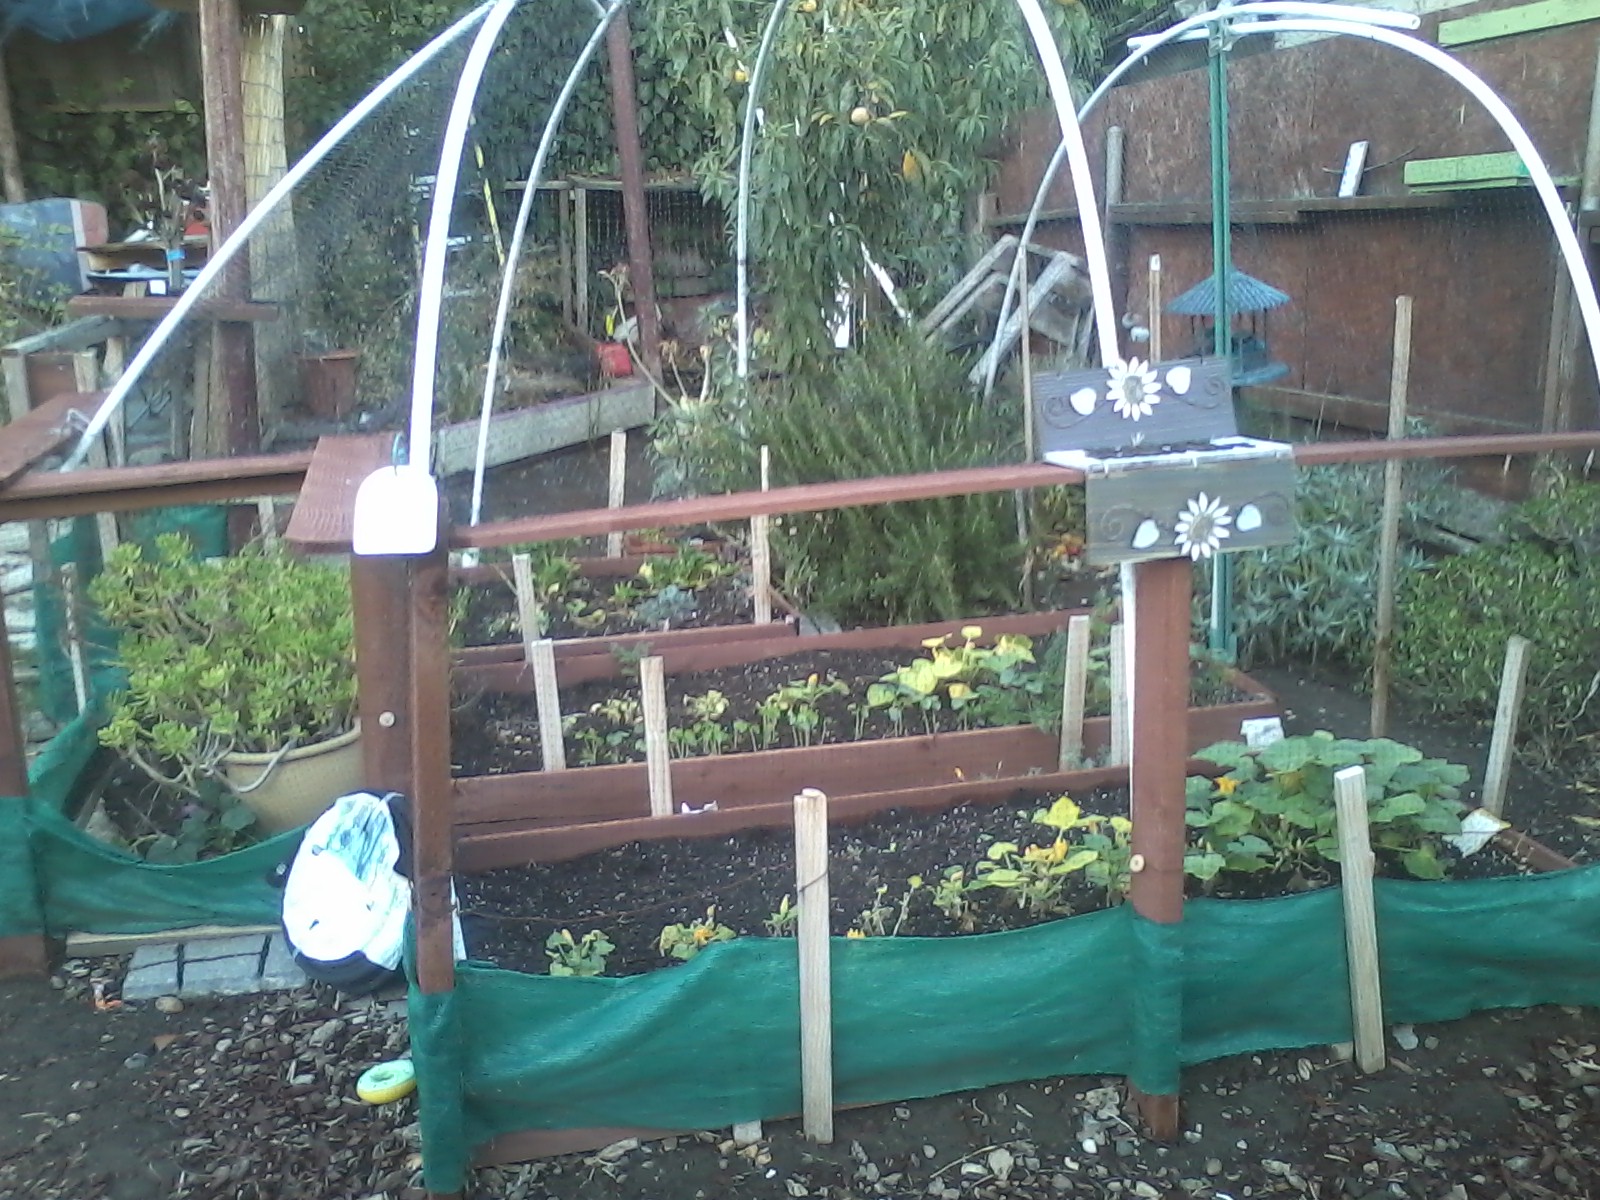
<box><xmin>799</xmin><ymin>0</ymin><xmax>818</xmax><ymax>11</ymax></box>
<box><xmin>733</xmin><ymin>67</ymin><xmax>749</xmax><ymax>83</ymax></box>
<box><xmin>850</xmin><ymin>106</ymin><xmax>872</xmax><ymax>126</ymax></box>
<box><xmin>901</xmin><ymin>150</ymin><xmax>921</xmax><ymax>181</ymax></box>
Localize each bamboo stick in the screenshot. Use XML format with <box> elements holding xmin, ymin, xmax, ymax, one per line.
<box><xmin>793</xmin><ymin>786</ymin><xmax>835</xmax><ymax>1143</ymax></box>
<box><xmin>1482</xmin><ymin>635</ymin><xmax>1531</xmax><ymax>818</ymax></box>
<box><xmin>606</xmin><ymin>429</ymin><xmax>627</xmax><ymax>558</ymax></box>
<box><xmin>1371</xmin><ymin>295</ymin><xmax>1413</xmax><ymax>737</ymax></box>
<box><xmin>1333</xmin><ymin>765</ymin><xmax>1386</xmax><ymax>1074</ymax></box>
<box><xmin>642</xmin><ymin>655</ymin><xmax>672</xmax><ymax>817</ymax></box>
<box><xmin>1059</xmin><ymin>613</ymin><xmax>1092</xmax><ymax>769</ymax></box>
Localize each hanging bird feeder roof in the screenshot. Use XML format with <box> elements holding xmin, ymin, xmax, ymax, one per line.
<box><xmin>1168</xmin><ymin>269</ymin><xmax>1291</xmax><ymax>316</ymax></box>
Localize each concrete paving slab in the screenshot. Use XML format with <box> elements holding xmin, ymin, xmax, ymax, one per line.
<box><xmin>179</xmin><ymin>948</ymin><xmax>268</xmax><ymax>999</ymax></box>
<box><xmin>121</xmin><ymin>959</ymin><xmax>179</xmax><ymax>1002</ymax></box>
<box><xmin>258</xmin><ymin>934</ymin><xmax>308</xmax><ymax>991</ymax></box>
<box><xmin>181</xmin><ymin>932</ymin><xmax>272</xmax><ymax>963</ymax></box>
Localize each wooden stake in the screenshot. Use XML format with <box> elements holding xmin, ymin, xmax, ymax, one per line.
<box><xmin>1059</xmin><ymin>613</ymin><xmax>1092</xmax><ymax>769</ymax></box>
<box><xmin>1148</xmin><ymin>255</ymin><xmax>1163</xmax><ymax>362</ymax></box>
<box><xmin>641</xmin><ymin>655</ymin><xmax>672</xmax><ymax>817</ymax></box>
<box><xmin>511</xmin><ymin>552</ymin><xmax>544</xmax><ymax>647</ymax></box>
<box><xmin>1107</xmin><ymin>622</ymin><xmax>1129</xmax><ymax>767</ymax></box>
<box><xmin>793</xmin><ymin>786</ymin><xmax>835</xmax><ymax>1143</ymax></box>
<box><xmin>0</xmin><ymin>53</ymin><xmax>24</xmax><ymax>203</ymax></box>
<box><xmin>606</xmin><ymin>429</ymin><xmax>627</xmax><ymax>558</ymax></box>
<box><xmin>1370</xmin><ymin>295</ymin><xmax>1412</xmax><ymax>737</ymax></box>
<box><xmin>752</xmin><ymin>445</ymin><xmax>772</xmax><ymax>625</ymax></box>
<box><xmin>255</xmin><ymin>497</ymin><xmax>278</xmax><ymax>547</ymax></box>
<box><xmin>60</xmin><ymin>562</ymin><xmax>87</xmax><ymax>715</ymax></box>
<box><xmin>1482</xmin><ymin>635</ymin><xmax>1531</xmax><ymax>819</ymax></box>
<box><xmin>529</xmin><ymin>639</ymin><xmax>567</xmax><ymax>773</ymax></box>
<box><xmin>573</xmin><ymin>187</ymin><xmax>590</xmax><ymax>333</ymax></box>
<box><xmin>1333</xmin><ymin>765</ymin><xmax>1386</xmax><ymax>1074</ymax></box>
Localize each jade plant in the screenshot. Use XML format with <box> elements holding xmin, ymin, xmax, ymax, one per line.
<box><xmin>1186</xmin><ymin>733</ymin><xmax>1466</xmax><ymax>884</ymax></box>
<box><xmin>90</xmin><ymin>534</ymin><xmax>357</xmax><ymax>800</ymax></box>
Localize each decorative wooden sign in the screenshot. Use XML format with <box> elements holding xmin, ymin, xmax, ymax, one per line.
<box><xmin>1034</xmin><ymin>356</ymin><xmax>1297</xmax><ymax>566</ymax></box>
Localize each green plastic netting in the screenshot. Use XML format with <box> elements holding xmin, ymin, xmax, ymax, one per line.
<box><xmin>409</xmin><ymin>864</ymin><xmax>1600</xmax><ymax>1193</ymax></box>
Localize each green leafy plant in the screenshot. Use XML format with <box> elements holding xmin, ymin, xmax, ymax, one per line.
<box><xmin>638</xmin><ymin>545</ymin><xmax>730</xmax><ymax>593</ymax></box>
<box><xmin>133</xmin><ymin>790</ymin><xmax>261</xmax><ymax>865</ymax></box>
<box><xmin>90</xmin><ymin>536</ymin><xmax>356</xmax><ymax>800</ymax></box>
<box><xmin>761</xmin><ymin>673</ymin><xmax>848</xmax><ymax>747</ymax></box>
<box><xmin>545</xmin><ymin>929</ymin><xmax>615</xmax><ymax>977</ymax></box>
<box><xmin>1033</xmin><ymin>795</ymin><xmax>1135</xmax><ymax>902</ymax></box>
<box><xmin>932</xmin><ymin>866</ymin><xmax>977</xmax><ymax>932</ymax></box>
<box><xmin>634</xmin><ymin>584</ymin><xmax>698</xmax><ymax>627</ymax></box>
<box><xmin>658</xmin><ymin>906</ymin><xmax>737</xmax><ymax>961</ymax></box>
<box><xmin>868</xmin><ymin>626</ymin><xmax>1039</xmax><ymax>731</ymax></box>
<box><xmin>764</xmin><ymin>894</ymin><xmax>798</xmax><ymax>937</ymax></box>
<box><xmin>971</xmin><ymin>796</ymin><xmax>1100</xmax><ymax>916</ymax></box>
<box><xmin>1188</xmin><ymin>733</ymin><xmax>1466</xmax><ymax>884</ymax></box>
<box><xmin>851</xmin><ymin>876</ymin><xmax>922</xmax><ymax>937</ymax></box>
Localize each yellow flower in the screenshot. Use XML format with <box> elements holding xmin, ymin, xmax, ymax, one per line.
<box><xmin>960</xmin><ymin>625</ymin><xmax>983</xmax><ymax>641</ymax></box>
<box><xmin>1216</xmin><ymin>776</ymin><xmax>1240</xmax><ymax>797</ymax></box>
<box><xmin>1024</xmin><ymin>837</ymin><xmax>1069</xmax><ymax>865</ymax></box>
<box><xmin>948</xmin><ymin>682</ymin><xmax>973</xmax><ymax>701</ymax></box>
<box><xmin>846</xmin><ymin>929</ymin><xmax>866</xmax><ymax>939</ymax></box>
<box><xmin>920</xmin><ymin>635</ymin><xmax>948</xmax><ymax>649</ymax></box>
<box><xmin>693</xmin><ymin>925</ymin><xmax>715</xmax><ymax>946</ymax></box>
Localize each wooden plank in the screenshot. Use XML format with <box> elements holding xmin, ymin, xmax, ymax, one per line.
<box><xmin>1403</xmin><ymin>152</ymin><xmax>1529</xmax><ymax>188</ymax></box>
<box><xmin>282</xmin><ymin>434</ymin><xmax>392</xmax><ymax>552</ymax></box>
<box><xmin>1333</xmin><ymin>765</ymin><xmax>1386</xmax><ymax>1074</ymax></box>
<box><xmin>1440</xmin><ymin>0</ymin><xmax>1600</xmax><ymax>46</ymax></box>
<box><xmin>65</xmin><ymin>923</ymin><xmax>278</xmax><ymax>957</ymax></box>
<box><xmin>0</xmin><ymin>390</ymin><xmax>100</xmax><ymax>489</ymax></box>
<box><xmin>0</xmin><ymin>448</ymin><xmax>309</xmax><ymax>523</ymax></box>
<box><xmin>1059</xmin><ymin>613</ymin><xmax>1091</xmax><ymax>769</ymax></box>
<box><xmin>64</xmin><ymin>295</ymin><xmax>279</xmax><ymax>323</ymax></box>
<box><xmin>1482</xmin><ymin>636</ymin><xmax>1532</xmax><ymax>818</ymax></box>
<box><xmin>432</xmin><ymin>384</ymin><xmax>654</xmax><ymax>476</ymax></box>
<box><xmin>456</xmin><ymin>619</ymin><xmax>797</xmax><ymax>670</ymax></box>
<box><xmin>794</xmin><ymin>787</ymin><xmax>835</xmax><ymax>1143</ymax></box>
<box><xmin>1</xmin><ymin>317</ymin><xmax>126</xmax><ymax>356</ymax></box>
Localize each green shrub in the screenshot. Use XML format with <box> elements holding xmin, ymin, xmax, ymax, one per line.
<box><xmin>746</xmin><ymin>331</ymin><xmax>1024</xmax><ymax>625</ymax></box>
<box><xmin>1396</xmin><ymin>528</ymin><xmax>1600</xmax><ymax>768</ymax></box>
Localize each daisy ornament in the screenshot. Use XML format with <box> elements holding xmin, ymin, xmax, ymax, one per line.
<box><xmin>1173</xmin><ymin>492</ymin><xmax>1234</xmax><ymax>560</ymax></box>
<box><xmin>1107</xmin><ymin>358</ymin><xmax>1161</xmax><ymax>421</ymax></box>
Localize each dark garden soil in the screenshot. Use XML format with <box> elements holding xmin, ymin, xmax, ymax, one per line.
<box><xmin>457</xmin><ymin>565</ymin><xmax>754</xmax><ymax>645</ymax></box>
<box><xmin>451</xmin><ymin>647</ymin><xmax>1252</xmax><ymax>775</ymax></box>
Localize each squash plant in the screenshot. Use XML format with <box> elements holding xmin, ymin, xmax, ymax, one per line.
<box><xmin>1186</xmin><ymin>733</ymin><xmax>1467</xmax><ymax>884</ymax></box>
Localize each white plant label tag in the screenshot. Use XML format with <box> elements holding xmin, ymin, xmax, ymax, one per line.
<box><xmin>1445</xmin><ymin>808</ymin><xmax>1509</xmax><ymax>857</ymax></box>
<box><xmin>1241</xmin><ymin>717</ymin><xmax>1285</xmax><ymax>747</ymax></box>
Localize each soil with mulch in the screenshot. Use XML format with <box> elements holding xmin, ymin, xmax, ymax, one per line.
<box><xmin>457</xmin><ymin>784</ymin><xmax>1532</xmax><ymax>978</ymax></box>
<box><xmin>451</xmin><ymin>646</ymin><xmax>1253</xmax><ymax>775</ymax></box>
<box><xmin>457</xmin><ymin>566</ymin><xmax>753</xmax><ymax>645</ymax></box>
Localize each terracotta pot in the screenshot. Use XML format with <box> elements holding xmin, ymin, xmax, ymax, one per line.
<box><xmin>596</xmin><ymin>341</ymin><xmax>633</xmax><ymax>378</ymax></box>
<box><xmin>299</xmin><ymin>350</ymin><xmax>363</xmax><ymax>419</ymax></box>
<box><xmin>223</xmin><ymin>722</ymin><xmax>364</xmax><ymax>834</ymax></box>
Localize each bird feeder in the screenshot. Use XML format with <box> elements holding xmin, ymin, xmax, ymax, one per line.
<box><xmin>1168</xmin><ymin>269</ymin><xmax>1291</xmax><ymax>387</ymax></box>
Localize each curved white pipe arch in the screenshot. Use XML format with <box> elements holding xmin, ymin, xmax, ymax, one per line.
<box><xmin>992</xmin><ymin>4</ymin><xmax>1600</xmax><ymax>391</ymax></box>
<box><xmin>407</xmin><ymin>0</ymin><xmax>522</xmax><ymax>470</ymax></box>
<box><xmin>60</xmin><ymin>0</ymin><xmax>499</xmax><ymax>470</ymax></box>
<box><xmin>468</xmin><ymin>0</ymin><xmax>629</xmax><ymax>528</ymax></box>
<box><xmin>732</xmin><ymin>0</ymin><xmax>1123</xmax><ymax>381</ymax></box>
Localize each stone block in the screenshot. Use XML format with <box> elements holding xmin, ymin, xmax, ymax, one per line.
<box><xmin>181</xmin><ymin>933</ymin><xmax>270</xmax><ymax>963</ymax></box>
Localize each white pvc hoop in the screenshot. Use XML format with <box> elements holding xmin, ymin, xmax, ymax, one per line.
<box><xmin>61</xmin><ymin>0</ymin><xmax>498</xmax><ymax>471</ymax></box>
<box><xmin>468</xmin><ymin>0</ymin><xmax>628</xmax><ymax>527</ymax></box>
<box><xmin>990</xmin><ymin>4</ymin><xmax>1600</xmax><ymax>391</ymax></box>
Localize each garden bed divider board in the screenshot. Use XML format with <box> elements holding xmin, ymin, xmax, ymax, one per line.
<box><xmin>455</xmin><ymin>608</ymin><xmax>1097</xmax><ymax>690</ymax></box>
<box><xmin>410</xmin><ymin>862</ymin><xmax>1600</xmax><ymax>1191</ymax></box>
<box><xmin>450</xmin><ymin>686</ymin><xmax>1275</xmax><ymax>863</ymax></box>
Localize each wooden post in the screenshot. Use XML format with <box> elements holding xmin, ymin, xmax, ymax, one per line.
<box><xmin>352</xmin><ymin>557</ymin><xmax>412</xmax><ymax>794</ymax></box>
<box><xmin>793</xmin><ymin>786</ymin><xmax>835</xmax><ymax>1143</ymax></box>
<box><xmin>573</xmin><ymin>188</ymin><xmax>590</xmax><ymax>334</ymax></box>
<box><xmin>604</xmin><ymin>9</ymin><xmax>662</xmax><ymax>372</ymax></box>
<box><xmin>242</xmin><ymin>14</ymin><xmax>298</xmax><ymax>431</ymax></box>
<box><xmin>1058</xmin><ymin>612</ymin><xmax>1091</xmax><ymax>769</ymax></box>
<box><xmin>529</xmin><ymin>639</ymin><xmax>566</xmax><ymax>772</ymax></box>
<box><xmin>1370</xmin><ymin>295</ymin><xmax>1412</xmax><ymax>737</ymax></box>
<box><xmin>1148</xmin><ymin>255</ymin><xmax>1163</xmax><ymax>363</ymax></box>
<box><xmin>1482</xmin><ymin>635</ymin><xmax>1531</xmax><ymax>819</ymax></box>
<box><xmin>1125</xmin><ymin>557</ymin><xmax>1191</xmax><ymax>1139</ymax></box>
<box><xmin>1542</xmin><ymin>39</ymin><xmax>1600</xmax><ymax>434</ymax></box>
<box><xmin>606</xmin><ymin>430</ymin><xmax>627</xmax><ymax>558</ymax></box>
<box><xmin>1107</xmin><ymin>622</ymin><xmax>1129</xmax><ymax>767</ymax></box>
<box><xmin>641</xmin><ymin>655</ymin><xmax>672</xmax><ymax>817</ymax></box>
<box><xmin>0</xmin><ymin>53</ymin><xmax>23</xmax><ymax>204</ymax></box>
<box><xmin>199</xmin><ymin>0</ymin><xmax>261</xmax><ymax>464</ymax></box>
<box><xmin>409</xmin><ymin>532</ymin><xmax>457</xmax><ymax>998</ymax></box>
<box><xmin>752</xmin><ymin>445</ymin><xmax>772</xmax><ymax>625</ymax></box>
<box><xmin>511</xmin><ymin>552</ymin><xmax>545</xmax><ymax>646</ymax></box>
<box><xmin>558</xmin><ymin>186</ymin><xmax>574</xmax><ymax>324</ymax></box>
<box><xmin>1332</xmin><ymin>765</ymin><xmax>1386</xmax><ymax>1074</ymax></box>
<box><xmin>1103</xmin><ymin>126</ymin><xmax>1128</xmax><ymax>330</ymax></box>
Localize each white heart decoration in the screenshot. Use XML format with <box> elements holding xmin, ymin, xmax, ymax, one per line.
<box><xmin>1237</xmin><ymin>503</ymin><xmax>1263</xmax><ymax>532</ymax></box>
<box><xmin>1165</xmin><ymin>365</ymin><xmax>1192</xmax><ymax>395</ymax></box>
<box><xmin>1069</xmin><ymin>387</ymin><xmax>1097</xmax><ymax>416</ymax></box>
<box><xmin>1132</xmin><ymin>519</ymin><xmax>1161</xmax><ymax>550</ymax></box>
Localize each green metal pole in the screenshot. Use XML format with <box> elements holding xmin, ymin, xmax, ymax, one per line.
<box><xmin>1207</xmin><ymin>11</ymin><xmax>1237</xmax><ymax>657</ymax></box>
